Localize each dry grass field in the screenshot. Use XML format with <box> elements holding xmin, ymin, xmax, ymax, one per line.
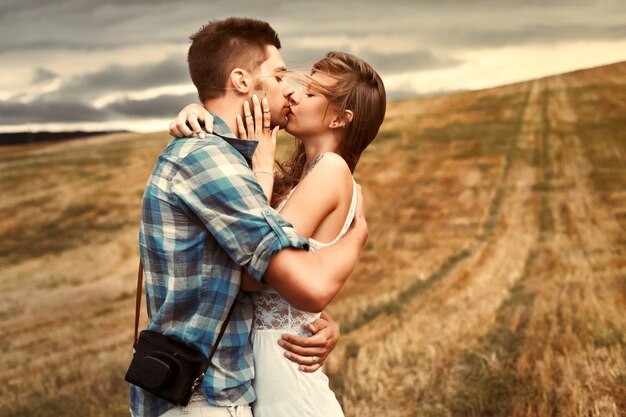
<box><xmin>1</xmin><ymin>61</ymin><xmax>625</xmax><ymax>417</ymax></box>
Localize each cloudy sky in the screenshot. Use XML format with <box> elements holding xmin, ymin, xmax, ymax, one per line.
<box><xmin>1</xmin><ymin>0</ymin><xmax>625</xmax><ymax>132</ymax></box>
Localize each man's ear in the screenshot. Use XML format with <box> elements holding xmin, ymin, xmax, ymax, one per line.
<box><xmin>230</xmin><ymin>68</ymin><xmax>251</xmax><ymax>94</ymax></box>
<box><xmin>329</xmin><ymin>110</ymin><xmax>354</xmax><ymax>129</ymax></box>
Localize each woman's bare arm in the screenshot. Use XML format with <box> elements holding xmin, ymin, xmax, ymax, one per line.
<box><xmin>241</xmin><ymin>153</ymin><xmax>353</xmax><ymax>292</ymax></box>
<box><xmin>278</xmin><ymin>153</ymin><xmax>353</xmax><ymax>240</ymax></box>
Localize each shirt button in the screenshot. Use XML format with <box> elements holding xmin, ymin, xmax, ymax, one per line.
<box><xmin>263</xmin><ymin>208</ymin><xmax>271</xmax><ymax>215</ymax></box>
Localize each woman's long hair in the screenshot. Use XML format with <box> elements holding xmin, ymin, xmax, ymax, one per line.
<box><xmin>271</xmin><ymin>52</ymin><xmax>387</xmax><ymax>207</ymax></box>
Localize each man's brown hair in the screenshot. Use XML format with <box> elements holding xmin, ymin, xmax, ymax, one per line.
<box><xmin>188</xmin><ymin>17</ymin><xmax>281</xmax><ymax>102</ymax></box>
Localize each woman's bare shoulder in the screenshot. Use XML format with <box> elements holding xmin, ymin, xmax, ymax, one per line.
<box><xmin>278</xmin><ymin>152</ymin><xmax>353</xmax><ymax>238</ymax></box>
<box><xmin>296</xmin><ymin>152</ymin><xmax>353</xmax><ymax>212</ymax></box>
<box><xmin>303</xmin><ymin>152</ymin><xmax>351</xmax><ymax>183</ymax></box>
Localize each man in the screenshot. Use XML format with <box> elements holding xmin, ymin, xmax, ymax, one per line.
<box><xmin>130</xmin><ymin>18</ymin><xmax>368</xmax><ymax>417</ymax></box>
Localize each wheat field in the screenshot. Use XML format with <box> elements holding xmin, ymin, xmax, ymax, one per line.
<box><xmin>1</xmin><ymin>61</ymin><xmax>625</xmax><ymax>417</ymax></box>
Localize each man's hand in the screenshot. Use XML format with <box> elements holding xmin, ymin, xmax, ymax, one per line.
<box><xmin>169</xmin><ymin>103</ymin><xmax>214</xmax><ymax>138</ymax></box>
<box><xmin>278</xmin><ymin>312</ymin><xmax>340</xmax><ymax>372</ymax></box>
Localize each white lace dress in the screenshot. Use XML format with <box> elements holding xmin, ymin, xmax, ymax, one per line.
<box><xmin>251</xmin><ymin>179</ymin><xmax>357</xmax><ymax>417</ymax></box>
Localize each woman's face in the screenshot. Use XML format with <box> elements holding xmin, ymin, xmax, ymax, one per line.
<box><xmin>285</xmin><ymin>72</ymin><xmax>338</xmax><ymax>138</ymax></box>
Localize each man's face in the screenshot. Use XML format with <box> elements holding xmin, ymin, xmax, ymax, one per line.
<box><xmin>251</xmin><ymin>46</ymin><xmax>293</xmax><ymax>129</ymax></box>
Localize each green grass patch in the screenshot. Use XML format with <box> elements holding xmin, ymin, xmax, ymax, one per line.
<box><xmin>539</xmin><ymin>196</ymin><xmax>555</xmax><ymax>235</ymax></box>
<box><xmin>478</xmin><ymin>88</ymin><xmax>530</xmax><ymax>240</ymax></box>
<box><xmin>443</xmin><ymin>250</ymin><xmax>538</xmax><ymax>417</ymax></box>
<box><xmin>418</xmin><ymin>121</ymin><xmax>518</xmax><ymax>151</ymax></box>
<box><xmin>573</xmin><ymin>113</ymin><xmax>626</xmax><ymax>195</ymax></box>
<box><xmin>593</xmin><ymin>321</ymin><xmax>626</xmax><ymax>349</ymax></box>
<box><xmin>531</xmin><ymin>181</ymin><xmax>575</xmax><ymax>192</ymax></box>
<box><xmin>539</xmin><ymin>89</ymin><xmax>554</xmax><ymax>180</ymax></box>
<box><xmin>342</xmin><ymin>248</ymin><xmax>472</xmax><ymax>334</ymax></box>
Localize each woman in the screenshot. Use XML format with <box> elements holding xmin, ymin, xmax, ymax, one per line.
<box><xmin>172</xmin><ymin>51</ymin><xmax>386</xmax><ymax>417</ymax></box>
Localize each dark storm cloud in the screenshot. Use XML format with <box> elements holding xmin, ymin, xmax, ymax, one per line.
<box><xmin>283</xmin><ymin>47</ymin><xmax>462</xmax><ymax>75</ymax></box>
<box><xmin>1</xmin><ymin>0</ymin><xmax>625</xmax><ymax>128</ymax></box>
<box><xmin>0</xmin><ymin>0</ymin><xmax>294</xmax><ymax>53</ymax></box>
<box><xmin>105</xmin><ymin>93</ymin><xmax>198</xmax><ymax>118</ymax></box>
<box><xmin>40</xmin><ymin>56</ymin><xmax>189</xmax><ymax>103</ymax></box>
<box><xmin>2</xmin><ymin>0</ymin><xmax>625</xmax><ymax>54</ymax></box>
<box><xmin>436</xmin><ymin>23</ymin><xmax>626</xmax><ymax>49</ymax></box>
<box><xmin>81</xmin><ymin>57</ymin><xmax>189</xmax><ymax>91</ymax></box>
<box><xmin>0</xmin><ymin>1</ymin><xmax>189</xmax><ymax>53</ymax></box>
<box><xmin>359</xmin><ymin>49</ymin><xmax>462</xmax><ymax>74</ymax></box>
<box><xmin>32</xmin><ymin>67</ymin><xmax>58</xmax><ymax>83</ymax></box>
<box><xmin>0</xmin><ymin>100</ymin><xmax>109</xmax><ymax>124</ymax></box>
<box><xmin>0</xmin><ymin>40</ymin><xmax>137</xmax><ymax>54</ymax></box>
<box><xmin>0</xmin><ymin>92</ymin><xmax>198</xmax><ymax>125</ymax></box>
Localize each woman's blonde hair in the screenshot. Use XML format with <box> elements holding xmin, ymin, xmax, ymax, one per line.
<box><xmin>272</xmin><ymin>51</ymin><xmax>386</xmax><ymax>206</ymax></box>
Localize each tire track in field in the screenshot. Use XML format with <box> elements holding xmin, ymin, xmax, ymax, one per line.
<box><xmin>345</xmin><ymin>77</ymin><xmax>560</xmax><ymax>417</ymax></box>
<box><xmin>415</xmin><ymin>72</ymin><xmax>626</xmax><ymax>417</ymax></box>
<box><xmin>430</xmin><ymin>77</ymin><xmax>559</xmax><ymax>417</ymax></box>
<box><xmin>505</xmin><ymin>74</ymin><xmax>626</xmax><ymax>417</ymax></box>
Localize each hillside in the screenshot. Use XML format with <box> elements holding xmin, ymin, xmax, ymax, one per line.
<box><xmin>0</xmin><ymin>131</ymin><xmax>127</xmax><ymax>146</ymax></box>
<box><xmin>1</xmin><ymin>61</ymin><xmax>625</xmax><ymax>417</ymax></box>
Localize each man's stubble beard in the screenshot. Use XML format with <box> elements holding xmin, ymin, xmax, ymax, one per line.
<box><xmin>272</xmin><ymin>113</ymin><xmax>288</xmax><ymax>130</ymax></box>
<box><xmin>252</xmin><ymin>84</ymin><xmax>288</xmax><ymax>130</ymax></box>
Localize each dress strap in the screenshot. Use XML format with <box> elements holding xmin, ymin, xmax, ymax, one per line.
<box><xmin>333</xmin><ymin>178</ymin><xmax>358</xmax><ymax>243</ymax></box>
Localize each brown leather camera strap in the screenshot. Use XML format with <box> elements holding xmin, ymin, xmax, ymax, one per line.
<box><xmin>133</xmin><ymin>259</ymin><xmax>144</xmax><ymax>348</ymax></box>
<box><xmin>133</xmin><ymin>259</ymin><xmax>237</xmax><ymax>363</ymax></box>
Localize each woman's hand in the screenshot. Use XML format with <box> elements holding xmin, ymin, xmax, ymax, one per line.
<box><xmin>236</xmin><ymin>94</ymin><xmax>279</xmax><ymax>173</ymax></box>
<box><xmin>237</xmin><ymin>94</ymin><xmax>279</xmax><ymax>202</ymax></box>
<box><xmin>169</xmin><ymin>103</ymin><xmax>214</xmax><ymax>138</ymax></box>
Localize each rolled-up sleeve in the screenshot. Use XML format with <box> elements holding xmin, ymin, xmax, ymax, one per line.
<box><xmin>171</xmin><ymin>145</ymin><xmax>309</xmax><ymax>282</ymax></box>
<box><xmin>247</xmin><ymin>206</ymin><xmax>309</xmax><ymax>280</ymax></box>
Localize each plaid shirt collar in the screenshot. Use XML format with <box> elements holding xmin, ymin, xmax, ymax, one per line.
<box><xmin>210</xmin><ymin>113</ymin><xmax>258</xmax><ymax>167</ymax></box>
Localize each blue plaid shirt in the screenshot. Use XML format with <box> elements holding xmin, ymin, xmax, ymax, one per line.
<box><xmin>129</xmin><ymin>115</ymin><xmax>308</xmax><ymax>417</ymax></box>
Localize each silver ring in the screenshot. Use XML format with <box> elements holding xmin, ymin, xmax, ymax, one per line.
<box><xmin>263</xmin><ymin>110</ymin><xmax>270</xmax><ymax>114</ymax></box>
<box><xmin>311</xmin><ymin>356</ymin><xmax>317</xmax><ymax>365</ymax></box>
<box><xmin>245</xmin><ymin>114</ymin><xmax>253</xmax><ymax>119</ymax></box>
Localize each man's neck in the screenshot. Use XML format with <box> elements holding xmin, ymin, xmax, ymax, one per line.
<box><xmin>203</xmin><ymin>97</ymin><xmax>245</xmax><ymax>138</ymax></box>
